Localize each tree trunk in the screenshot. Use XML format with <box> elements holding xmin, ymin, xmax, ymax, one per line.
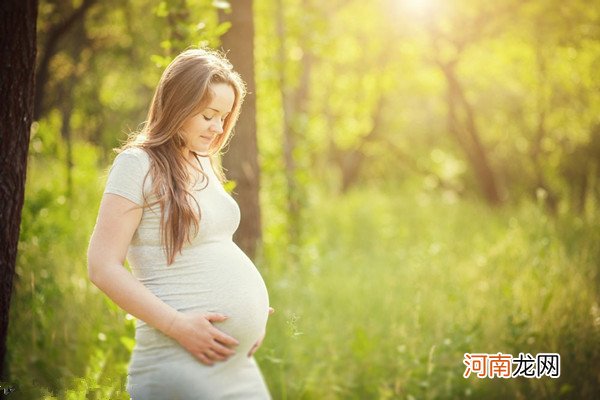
<box><xmin>218</xmin><ymin>1</ymin><xmax>262</xmax><ymax>260</ymax></box>
<box><xmin>530</xmin><ymin>44</ymin><xmax>559</xmax><ymax>214</ymax></box>
<box><xmin>441</xmin><ymin>61</ymin><xmax>502</xmax><ymax>206</ymax></box>
<box><xmin>0</xmin><ymin>0</ymin><xmax>38</xmax><ymax>380</ymax></box>
<box><xmin>275</xmin><ymin>0</ymin><xmax>313</xmax><ymax>260</ymax></box>
<box><xmin>274</xmin><ymin>0</ymin><xmax>299</xmax><ymax>250</ymax></box>
<box><xmin>61</xmin><ymin>102</ymin><xmax>74</xmax><ymax>199</ymax></box>
<box><xmin>60</xmin><ymin>21</ymin><xmax>87</xmax><ymax>201</ymax></box>
<box><xmin>336</xmin><ymin>96</ymin><xmax>385</xmax><ymax>193</ymax></box>
<box><xmin>33</xmin><ymin>0</ymin><xmax>95</xmax><ymax>120</ymax></box>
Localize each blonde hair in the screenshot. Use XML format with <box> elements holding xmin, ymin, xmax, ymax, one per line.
<box><xmin>116</xmin><ymin>47</ymin><xmax>246</xmax><ymax>265</ymax></box>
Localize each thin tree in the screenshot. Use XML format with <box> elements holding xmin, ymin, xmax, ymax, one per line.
<box><xmin>0</xmin><ymin>0</ymin><xmax>38</xmax><ymax>379</ymax></box>
<box><xmin>33</xmin><ymin>0</ymin><xmax>96</xmax><ymax>120</ymax></box>
<box><xmin>218</xmin><ymin>1</ymin><xmax>262</xmax><ymax>260</ymax></box>
<box><xmin>424</xmin><ymin>4</ymin><xmax>521</xmax><ymax>206</ymax></box>
<box><xmin>275</xmin><ymin>0</ymin><xmax>314</xmax><ymax>263</ymax></box>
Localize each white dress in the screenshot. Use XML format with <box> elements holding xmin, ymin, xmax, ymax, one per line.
<box><xmin>103</xmin><ymin>147</ymin><xmax>271</xmax><ymax>399</ymax></box>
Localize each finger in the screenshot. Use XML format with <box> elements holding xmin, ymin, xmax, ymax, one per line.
<box><xmin>197</xmin><ymin>352</ymin><xmax>214</xmax><ymax>366</ymax></box>
<box><xmin>268</xmin><ymin>307</ymin><xmax>275</xmax><ymax>315</ymax></box>
<box><xmin>250</xmin><ymin>340</ymin><xmax>263</xmax><ymax>357</ymax></box>
<box><xmin>205</xmin><ymin>348</ymin><xmax>226</xmax><ymax>361</ymax></box>
<box><xmin>212</xmin><ymin>329</ymin><xmax>240</xmax><ymax>347</ymax></box>
<box><xmin>204</xmin><ymin>313</ymin><xmax>229</xmax><ymax>322</ymax></box>
<box><xmin>256</xmin><ymin>337</ymin><xmax>264</xmax><ymax>348</ymax></box>
<box><xmin>211</xmin><ymin>340</ymin><xmax>236</xmax><ymax>357</ymax></box>
<box><xmin>248</xmin><ymin>343</ymin><xmax>257</xmax><ymax>358</ymax></box>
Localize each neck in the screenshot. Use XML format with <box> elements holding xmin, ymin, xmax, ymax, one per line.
<box><xmin>180</xmin><ymin>145</ymin><xmax>210</xmax><ymax>162</ymax></box>
<box><xmin>181</xmin><ymin>147</ymin><xmax>197</xmax><ymax>162</ymax></box>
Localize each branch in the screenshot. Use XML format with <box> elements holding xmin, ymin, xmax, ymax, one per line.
<box><xmin>382</xmin><ymin>137</ymin><xmax>464</xmax><ymax>194</ymax></box>
<box><xmin>33</xmin><ymin>0</ymin><xmax>96</xmax><ymax>120</ymax></box>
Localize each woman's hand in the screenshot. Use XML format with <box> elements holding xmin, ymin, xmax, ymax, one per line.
<box><xmin>166</xmin><ymin>311</ymin><xmax>240</xmax><ymax>366</ymax></box>
<box><xmin>248</xmin><ymin>307</ymin><xmax>275</xmax><ymax>358</ymax></box>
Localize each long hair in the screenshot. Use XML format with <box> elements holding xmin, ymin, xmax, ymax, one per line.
<box><xmin>116</xmin><ymin>47</ymin><xmax>246</xmax><ymax>265</ymax></box>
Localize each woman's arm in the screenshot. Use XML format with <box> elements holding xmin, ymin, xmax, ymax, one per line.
<box><xmin>87</xmin><ymin>193</ymin><xmax>239</xmax><ymax>365</ymax></box>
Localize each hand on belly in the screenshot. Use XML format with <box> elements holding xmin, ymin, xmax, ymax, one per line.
<box><xmin>211</xmin><ymin>304</ymin><xmax>271</xmax><ymax>355</ymax></box>
<box><xmin>247</xmin><ymin>307</ymin><xmax>275</xmax><ymax>357</ymax></box>
<box><xmin>166</xmin><ymin>311</ymin><xmax>240</xmax><ymax>366</ymax></box>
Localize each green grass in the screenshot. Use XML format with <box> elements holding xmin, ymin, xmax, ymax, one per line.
<box><xmin>7</xmin><ymin>145</ymin><xmax>600</xmax><ymax>399</ymax></box>
<box><xmin>7</xmin><ymin>144</ymin><xmax>133</xmax><ymax>400</ymax></box>
<box><xmin>258</xmin><ymin>183</ymin><xmax>600</xmax><ymax>399</ymax></box>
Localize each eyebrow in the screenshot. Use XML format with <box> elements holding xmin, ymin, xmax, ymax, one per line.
<box><xmin>207</xmin><ymin>107</ymin><xmax>231</xmax><ymax>115</ymax></box>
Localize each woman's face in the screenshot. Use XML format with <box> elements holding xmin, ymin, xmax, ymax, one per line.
<box><xmin>180</xmin><ymin>82</ymin><xmax>235</xmax><ymax>156</ymax></box>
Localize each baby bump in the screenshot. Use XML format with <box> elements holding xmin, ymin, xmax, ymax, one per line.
<box><xmin>133</xmin><ymin>241</ymin><xmax>270</xmax><ymax>355</ymax></box>
<box><xmin>192</xmin><ymin>242</ymin><xmax>270</xmax><ymax>351</ymax></box>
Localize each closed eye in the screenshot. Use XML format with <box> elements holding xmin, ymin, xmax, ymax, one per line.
<box><xmin>204</xmin><ymin>115</ymin><xmax>227</xmax><ymax>123</ymax></box>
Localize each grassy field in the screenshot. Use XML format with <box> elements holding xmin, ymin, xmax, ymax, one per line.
<box><xmin>7</xmin><ymin>149</ymin><xmax>600</xmax><ymax>399</ymax></box>
<box><xmin>259</xmin><ymin>184</ymin><xmax>600</xmax><ymax>399</ymax></box>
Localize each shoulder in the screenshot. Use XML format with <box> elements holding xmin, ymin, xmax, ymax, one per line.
<box><xmin>117</xmin><ymin>146</ymin><xmax>150</xmax><ymax>162</ymax></box>
<box><xmin>105</xmin><ymin>146</ymin><xmax>153</xmax><ymax>185</ymax></box>
<box><xmin>104</xmin><ymin>147</ymin><xmax>153</xmax><ymax>205</ymax></box>
<box><xmin>113</xmin><ymin>147</ymin><xmax>151</xmax><ymax>171</ymax></box>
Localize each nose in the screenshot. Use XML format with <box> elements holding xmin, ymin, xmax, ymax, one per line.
<box><xmin>211</xmin><ymin>119</ymin><xmax>224</xmax><ymax>134</ymax></box>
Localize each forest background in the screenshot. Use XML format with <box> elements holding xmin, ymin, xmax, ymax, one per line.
<box><xmin>4</xmin><ymin>0</ymin><xmax>600</xmax><ymax>398</ymax></box>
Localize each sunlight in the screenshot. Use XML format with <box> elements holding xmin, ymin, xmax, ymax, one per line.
<box><xmin>401</xmin><ymin>0</ymin><xmax>437</xmax><ymax>16</ymax></box>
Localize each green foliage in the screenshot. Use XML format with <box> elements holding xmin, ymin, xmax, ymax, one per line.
<box><xmin>9</xmin><ymin>0</ymin><xmax>600</xmax><ymax>398</ymax></box>
<box><xmin>256</xmin><ymin>182</ymin><xmax>600</xmax><ymax>399</ymax></box>
<box><xmin>10</xmin><ymin>133</ymin><xmax>600</xmax><ymax>398</ymax></box>
<box><xmin>7</xmin><ymin>140</ymin><xmax>134</xmax><ymax>399</ymax></box>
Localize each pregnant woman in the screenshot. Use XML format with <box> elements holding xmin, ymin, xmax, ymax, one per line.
<box><xmin>87</xmin><ymin>48</ymin><xmax>273</xmax><ymax>399</ymax></box>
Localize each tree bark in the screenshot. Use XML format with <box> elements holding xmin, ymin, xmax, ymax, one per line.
<box><xmin>218</xmin><ymin>1</ymin><xmax>262</xmax><ymax>260</ymax></box>
<box><xmin>0</xmin><ymin>0</ymin><xmax>38</xmax><ymax>380</ymax></box>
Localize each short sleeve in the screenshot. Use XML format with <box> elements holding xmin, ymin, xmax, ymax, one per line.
<box><xmin>103</xmin><ymin>150</ymin><xmax>148</xmax><ymax>206</ymax></box>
